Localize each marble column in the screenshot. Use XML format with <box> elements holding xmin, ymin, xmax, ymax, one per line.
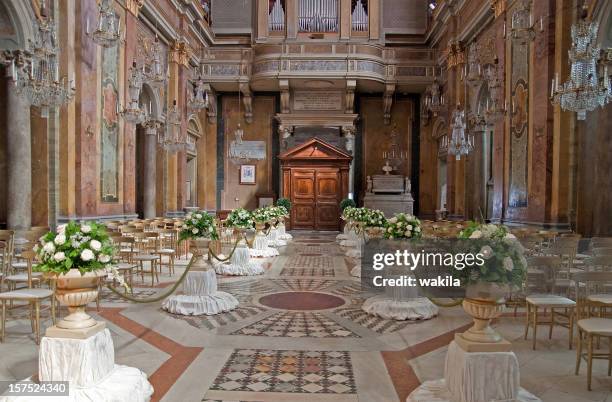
<box><xmin>143</xmin><ymin>125</ymin><xmax>158</xmax><ymax>219</ymax></box>
<box><xmin>6</xmin><ymin>83</ymin><xmax>32</xmax><ymax>230</ymax></box>
<box><xmin>343</xmin><ymin>126</ymin><xmax>355</xmax><ymax>199</ymax></box>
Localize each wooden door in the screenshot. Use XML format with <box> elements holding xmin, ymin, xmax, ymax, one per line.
<box><xmin>291</xmin><ymin>169</ymin><xmax>316</xmax><ymax>229</ymax></box>
<box><xmin>290</xmin><ymin>168</ymin><xmax>340</xmax><ymax>230</ymax></box>
<box><xmin>315</xmin><ymin>169</ymin><xmax>340</xmax><ymax>230</ymax></box>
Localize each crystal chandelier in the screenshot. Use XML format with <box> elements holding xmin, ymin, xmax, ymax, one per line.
<box><xmin>14</xmin><ymin>15</ymin><xmax>75</xmax><ymax>118</ymax></box>
<box><xmin>188</xmin><ymin>77</ymin><xmax>209</xmax><ymax>110</ymax></box>
<box><xmin>448</xmin><ymin>105</ymin><xmax>473</xmax><ymax>160</ymax></box>
<box><xmin>551</xmin><ymin>10</ymin><xmax>611</xmax><ymax>120</ymax></box>
<box><xmin>87</xmin><ymin>0</ymin><xmax>121</xmax><ymax>48</ymax></box>
<box><xmin>425</xmin><ymin>78</ymin><xmax>445</xmax><ymax>116</ymax></box>
<box><xmin>120</xmin><ymin>61</ymin><xmax>146</xmax><ymax>124</ymax></box>
<box><xmin>145</xmin><ymin>37</ymin><xmax>168</xmax><ymax>88</ymax></box>
<box><xmin>160</xmin><ymin>100</ymin><xmax>186</xmax><ymax>153</ymax></box>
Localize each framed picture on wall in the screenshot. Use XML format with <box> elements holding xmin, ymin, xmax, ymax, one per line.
<box><xmin>239</xmin><ymin>164</ymin><xmax>256</xmax><ymax>185</ymax></box>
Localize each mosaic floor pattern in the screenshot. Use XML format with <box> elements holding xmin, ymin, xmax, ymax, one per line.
<box><xmin>211</xmin><ymin>349</ymin><xmax>357</xmax><ymax>394</ymax></box>
<box><xmin>170</xmin><ymin>305</ymin><xmax>268</xmax><ymax>330</ymax></box>
<box><xmin>231</xmin><ymin>311</ymin><xmax>359</xmax><ymax>338</ymax></box>
<box><xmin>271</xmin><ymin>278</ymin><xmax>338</xmax><ymax>291</ymax></box>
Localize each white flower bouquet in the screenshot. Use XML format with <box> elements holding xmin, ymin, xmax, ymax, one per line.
<box><xmin>457</xmin><ymin>221</ymin><xmax>527</xmax><ymax>289</ymax></box>
<box><xmin>34</xmin><ymin>221</ymin><xmax>116</xmax><ymax>275</ymax></box>
<box><xmin>180</xmin><ymin>211</ymin><xmax>219</xmax><ymax>240</ymax></box>
<box><xmin>384</xmin><ymin>213</ymin><xmax>422</xmax><ymax>239</ymax></box>
<box><xmin>226</xmin><ymin>208</ymin><xmax>254</xmax><ymax>229</ymax></box>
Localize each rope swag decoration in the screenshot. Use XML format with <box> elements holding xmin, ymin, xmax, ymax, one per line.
<box><xmin>105</xmin><ymin>236</ymin><xmax>242</xmax><ymax>303</ymax></box>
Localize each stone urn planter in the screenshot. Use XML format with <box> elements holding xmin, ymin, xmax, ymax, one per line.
<box><xmin>45</xmin><ymin>269</ymin><xmax>108</xmax><ymax>338</ymax></box>
<box><xmin>189</xmin><ymin>238</ymin><xmax>212</xmax><ymax>271</ymax></box>
<box><xmin>461</xmin><ymin>282</ymin><xmax>507</xmax><ymax>344</ymax></box>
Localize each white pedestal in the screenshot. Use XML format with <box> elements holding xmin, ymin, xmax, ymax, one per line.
<box><xmin>215</xmin><ymin>242</ymin><xmax>265</xmax><ymax>276</ymax></box>
<box><xmin>277</xmin><ymin>223</ymin><xmax>293</xmax><ymax>241</ymax></box>
<box><xmin>0</xmin><ymin>329</ymin><xmax>153</xmax><ymax>402</ymax></box>
<box><xmin>250</xmin><ymin>232</ymin><xmax>279</xmax><ymax>258</ymax></box>
<box><xmin>362</xmin><ymin>295</ymin><xmax>438</xmax><ymax>321</ymax></box>
<box><xmin>162</xmin><ymin>269</ymin><xmax>239</xmax><ymax>315</ymax></box>
<box><xmin>407</xmin><ymin>341</ymin><xmax>541</xmax><ymax>402</ymax></box>
<box><xmin>267</xmin><ymin>228</ymin><xmax>287</xmax><ymax>247</ymax></box>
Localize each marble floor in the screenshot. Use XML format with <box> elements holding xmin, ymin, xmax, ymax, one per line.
<box><xmin>0</xmin><ymin>232</ymin><xmax>611</xmax><ymax>402</ymax></box>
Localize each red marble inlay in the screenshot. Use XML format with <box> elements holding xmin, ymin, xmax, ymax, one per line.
<box><xmin>258</xmin><ymin>292</ymin><xmax>346</xmax><ymax>310</ymax></box>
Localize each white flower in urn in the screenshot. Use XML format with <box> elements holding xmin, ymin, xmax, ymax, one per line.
<box><xmin>404</xmin><ymin>231</ymin><xmax>412</xmax><ymax>237</ymax></box>
<box><xmin>81</xmin><ymin>224</ymin><xmax>92</xmax><ymax>233</ymax></box>
<box><xmin>53</xmin><ymin>251</ymin><xmax>66</xmax><ymax>262</ymax></box>
<box><xmin>479</xmin><ymin>245</ymin><xmax>494</xmax><ymax>259</ymax></box>
<box><xmin>469</xmin><ymin>230</ymin><xmax>483</xmax><ymax>239</ymax></box>
<box><xmin>503</xmin><ymin>256</ymin><xmax>514</xmax><ymax>272</ymax></box>
<box><xmin>43</xmin><ymin>242</ymin><xmax>55</xmax><ymax>253</ymax></box>
<box><xmin>57</xmin><ymin>224</ymin><xmax>67</xmax><ymax>234</ymax></box>
<box><xmin>99</xmin><ymin>254</ymin><xmax>111</xmax><ymax>263</ymax></box>
<box><xmin>192</xmin><ymin>228</ymin><xmax>199</xmax><ymax>234</ymax></box>
<box><xmin>81</xmin><ymin>249</ymin><xmax>95</xmax><ymax>261</ymax></box>
<box><xmin>195</xmin><ymin>213</ymin><xmax>203</xmax><ymax>219</ymax></box>
<box><xmin>54</xmin><ymin>234</ymin><xmax>66</xmax><ymax>245</ymax></box>
<box><xmin>90</xmin><ymin>239</ymin><xmax>102</xmax><ymax>251</ymax></box>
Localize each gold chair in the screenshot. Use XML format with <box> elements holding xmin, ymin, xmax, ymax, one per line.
<box><xmin>0</xmin><ymin>250</ymin><xmax>56</xmax><ymax>344</ymax></box>
<box><xmin>157</xmin><ymin>229</ymin><xmax>177</xmax><ymax>275</ymax></box>
<box><xmin>575</xmin><ymin>317</ymin><xmax>612</xmax><ymax>390</ymax></box>
<box><xmin>132</xmin><ymin>232</ymin><xmax>160</xmax><ymax>286</ymax></box>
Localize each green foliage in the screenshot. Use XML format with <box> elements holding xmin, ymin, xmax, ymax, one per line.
<box><xmin>276</xmin><ymin>198</ymin><xmax>292</xmax><ymax>211</ymax></box>
<box><xmin>226</xmin><ymin>208</ymin><xmax>254</xmax><ymax>229</ymax></box>
<box><xmin>455</xmin><ymin>222</ymin><xmax>527</xmax><ymax>289</ymax></box>
<box><xmin>180</xmin><ymin>211</ymin><xmax>219</xmax><ymax>241</ymax></box>
<box><xmin>340</xmin><ymin>198</ymin><xmax>356</xmax><ymax>211</ymax></box>
<box><xmin>34</xmin><ymin>221</ymin><xmax>116</xmax><ymax>275</ymax></box>
<box><xmin>384</xmin><ymin>213</ymin><xmax>422</xmax><ymax>239</ymax></box>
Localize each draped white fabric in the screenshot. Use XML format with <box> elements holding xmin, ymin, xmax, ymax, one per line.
<box><xmin>445</xmin><ymin>341</ymin><xmax>522</xmax><ymax>402</ymax></box>
<box><xmin>162</xmin><ymin>269</ymin><xmax>239</xmax><ymax>315</ymax></box>
<box><xmin>0</xmin><ymin>329</ymin><xmax>153</xmax><ymax>402</ymax></box>
<box><xmin>277</xmin><ymin>222</ymin><xmax>293</xmax><ymax>240</ymax></box>
<box><xmin>406</xmin><ymin>379</ymin><xmax>541</xmax><ymax>402</ymax></box>
<box><xmin>336</xmin><ymin>224</ymin><xmax>350</xmax><ymax>241</ymax></box>
<box><xmin>0</xmin><ymin>366</ymin><xmax>154</xmax><ymax>402</ymax></box>
<box><xmin>250</xmin><ymin>232</ymin><xmax>279</xmax><ymax>257</ymax></box>
<box><xmin>267</xmin><ymin>228</ymin><xmax>287</xmax><ymax>247</ymax></box>
<box><xmin>39</xmin><ymin>328</ymin><xmax>115</xmax><ymax>387</ymax></box>
<box><xmin>215</xmin><ymin>242</ymin><xmax>265</xmax><ymax>276</ymax></box>
<box><xmin>362</xmin><ymin>295</ymin><xmax>438</xmax><ymax>321</ymax></box>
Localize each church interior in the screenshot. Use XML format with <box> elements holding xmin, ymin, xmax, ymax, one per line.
<box><xmin>0</xmin><ymin>0</ymin><xmax>611</xmax><ymax>401</ymax></box>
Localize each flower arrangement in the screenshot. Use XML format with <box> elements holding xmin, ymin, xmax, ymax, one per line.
<box><xmin>354</xmin><ymin>208</ymin><xmax>387</xmax><ymax>228</ymax></box>
<box><xmin>456</xmin><ymin>221</ymin><xmax>527</xmax><ymax>289</ymax></box>
<box><xmin>180</xmin><ymin>211</ymin><xmax>219</xmax><ymax>241</ymax></box>
<box><xmin>226</xmin><ymin>208</ymin><xmax>254</xmax><ymax>229</ymax></box>
<box><xmin>276</xmin><ymin>197</ymin><xmax>291</xmax><ymax>212</ymax></box>
<box><xmin>34</xmin><ymin>221</ymin><xmax>116</xmax><ymax>275</ymax></box>
<box><xmin>252</xmin><ymin>206</ymin><xmax>275</xmax><ymax>223</ymax></box>
<box><xmin>341</xmin><ymin>206</ymin><xmax>357</xmax><ymax>221</ymax></box>
<box><xmin>270</xmin><ymin>205</ymin><xmax>289</xmax><ymax>220</ymax></box>
<box><xmin>384</xmin><ymin>213</ymin><xmax>422</xmax><ymax>239</ymax></box>
<box><xmin>340</xmin><ymin>198</ymin><xmax>356</xmax><ymax>211</ymax></box>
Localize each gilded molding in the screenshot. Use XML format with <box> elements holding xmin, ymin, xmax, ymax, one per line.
<box><xmin>170</xmin><ymin>40</ymin><xmax>192</xmax><ymax>67</ymax></box>
<box><xmin>445</xmin><ymin>41</ymin><xmax>466</xmax><ymax>69</ymax></box>
<box><xmin>490</xmin><ymin>0</ymin><xmax>506</xmax><ymax>18</ymax></box>
<box><xmin>126</xmin><ymin>0</ymin><xmax>145</xmax><ymax>17</ymax></box>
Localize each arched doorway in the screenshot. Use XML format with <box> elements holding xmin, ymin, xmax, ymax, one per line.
<box><xmin>185</xmin><ymin>118</ymin><xmax>202</xmax><ymax>208</ymax></box>
<box><xmin>432</xmin><ymin>118</ymin><xmax>448</xmax><ymax>216</ymax></box>
<box><xmin>135</xmin><ymin>83</ymin><xmax>162</xmax><ymax>218</ymax></box>
<box><xmin>279</xmin><ymin>138</ymin><xmax>351</xmax><ymax>231</ymax></box>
